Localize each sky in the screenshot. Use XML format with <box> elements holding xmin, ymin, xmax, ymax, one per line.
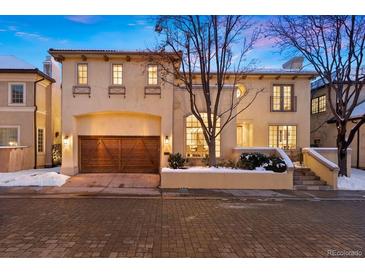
<box><xmin>0</xmin><ymin>15</ymin><xmax>289</xmax><ymax>70</ymax></box>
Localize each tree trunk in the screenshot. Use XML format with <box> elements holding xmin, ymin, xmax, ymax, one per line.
<box><xmin>337</xmin><ymin>124</ymin><xmax>348</xmax><ymax>177</ymax></box>
<box><xmin>208</xmin><ymin>138</ymin><xmax>217</xmax><ymax>166</ymax></box>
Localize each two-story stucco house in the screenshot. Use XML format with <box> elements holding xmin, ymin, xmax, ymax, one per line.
<box><xmin>310</xmin><ymin>79</ymin><xmax>365</xmax><ymax>168</ymax></box>
<box><xmin>49</xmin><ymin>49</ymin><xmax>317</xmax><ymax>176</ymax></box>
<box><xmin>0</xmin><ymin>55</ymin><xmax>56</xmax><ymax>172</ymax></box>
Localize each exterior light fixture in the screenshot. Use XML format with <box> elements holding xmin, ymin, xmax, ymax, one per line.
<box><xmin>164</xmin><ymin>136</ymin><xmax>169</xmax><ymax>144</ymax></box>
<box><xmin>63</xmin><ymin>136</ymin><xmax>69</xmax><ymax>146</ymax></box>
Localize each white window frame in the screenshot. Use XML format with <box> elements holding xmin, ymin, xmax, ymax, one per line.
<box><xmin>76</xmin><ymin>63</ymin><xmax>88</xmax><ymax>85</ymax></box>
<box><xmin>0</xmin><ymin>125</ymin><xmax>20</xmax><ymax>146</ymax></box>
<box><xmin>111</xmin><ymin>63</ymin><xmax>123</xmax><ymax>85</ymax></box>
<box><xmin>37</xmin><ymin>127</ymin><xmax>45</xmax><ymax>154</ymax></box>
<box><xmin>8</xmin><ymin>83</ymin><xmax>26</xmax><ymax>106</ymax></box>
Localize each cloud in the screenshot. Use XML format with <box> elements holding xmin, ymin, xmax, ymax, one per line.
<box><xmin>15</xmin><ymin>31</ymin><xmax>49</xmax><ymax>42</ymax></box>
<box><xmin>65</xmin><ymin>15</ymin><xmax>101</xmax><ymax>24</ymax></box>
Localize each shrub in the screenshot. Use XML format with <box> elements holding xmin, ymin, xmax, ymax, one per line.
<box><xmin>264</xmin><ymin>156</ymin><xmax>287</xmax><ymax>173</ymax></box>
<box><xmin>237</xmin><ymin>152</ymin><xmax>268</xmax><ymax>170</ymax></box>
<box><xmin>216</xmin><ymin>159</ymin><xmax>237</xmax><ymax>168</ymax></box>
<box><xmin>168</xmin><ymin>153</ymin><xmax>186</xmax><ymax>169</ymax></box>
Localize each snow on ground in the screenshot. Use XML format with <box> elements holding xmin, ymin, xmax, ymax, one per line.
<box><xmin>338</xmin><ymin>168</ymin><xmax>365</xmax><ymax>190</ymax></box>
<box><xmin>162</xmin><ymin>166</ymin><xmax>275</xmax><ymax>173</ymax></box>
<box><xmin>0</xmin><ymin>167</ymin><xmax>69</xmax><ymax>187</ymax></box>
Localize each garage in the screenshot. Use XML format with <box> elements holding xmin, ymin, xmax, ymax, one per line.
<box><xmin>79</xmin><ymin>136</ymin><xmax>160</xmax><ymax>173</ymax></box>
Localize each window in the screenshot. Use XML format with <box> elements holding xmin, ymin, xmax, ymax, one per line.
<box><xmin>112</xmin><ymin>64</ymin><xmax>123</xmax><ymax>85</ymax></box>
<box><xmin>311</xmin><ymin>95</ymin><xmax>326</xmax><ymax>114</ymax></box>
<box><xmin>37</xmin><ymin>128</ymin><xmax>45</xmax><ymax>153</ymax></box>
<box><xmin>0</xmin><ymin>127</ymin><xmax>19</xmax><ymax>146</ymax></box>
<box><xmin>8</xmin><ymin>83</ymin><xmax>25</xmax><ymax>105</ymax></box>
<box><xmin>269</xmin><ymin>125</ymin><xmax>297</xmax><ymax>149</ymax></box>
<box><xmin>77</xmin><ymin>64</ymin><xmax>88</xmax><ymax>85</ymax></box>
<box><xmin>271</xmin><ymin>85</ymin><xmax>294</xmax><ymax>112</ymax></box>
<box><xmin>147</xmin><ymin>65</ymin><xmax>158</xmax><ymax>85</ymax></box>
<box><xmin>186</xmin><ymin>113</ymin><xmax>220</xmax><ymax>158</ymax></box>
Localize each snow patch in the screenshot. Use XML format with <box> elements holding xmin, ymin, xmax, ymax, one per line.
<box><xmin>0</xmin><ymin>167</ymin><xmax>69</xmax><ymax>187</ymax></box>
<box><xmin>162</xmin><ymin>167</ymin><xmax>275</xmax><ymax>174</ymax></box>
<box><xmin>338</xmin><ymin>168</ymin><xmax>365</xmax><ymax>190</ymax></box>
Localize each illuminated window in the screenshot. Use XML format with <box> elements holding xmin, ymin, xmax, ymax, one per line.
<box><xmin>311</xmin><ymin>97</ymin><xmax>319</xmax><ymax>114</ymax></box>
<box><xmin>147</xmin><ymin>65</ymin><xmax>158</xmax><ymax>85</ymax></box>
<box><xmin>112</xmin><ymin>64</ymin><xmax>123</xmax><ymax>85</ymax></box>
<box><xmin>311</xmin><ymin>95</ymin><xmax>326</xmax><ymax>114</ymax></box>
<box><xmin>77</xmin><ymin>64</ymin><xmax>88</xmax><ymax>85</ymax></box>
<box><xmin>37</xmin><ymin>128</ymin><xmax>44</xmax><ymax>153</ymax></box>
<box><xmin>186</xmin><ymin>113</ymin><xmax>220</xmax><ymax>158</ymax></box>
<box><xmin>271</xmin><ymin>85</ymin><xmax>294</xmax><ymax>111</ymax></box>
<box><xmin>9</xmin><ymin>83</ymin><xmax>25</xmax><ymax>105</ymax></box>
<box><xmin>236</xmin><ymin>84</ymin><xmax>247</xmax><ymax>98</ymax></box>
<box><xmin>0</xmin><ymin>127</ymin><xmax>19</xmax><ymax>146</ymax></box>
<box><xmin>269</xmin><ymin>125</ymin><xmax>297</xmax><ymax>149</ymax></box>
<box><xmin>318</xmin><ymin>95</ymin><xmax>326</xmax><ymax>112</ymax></box>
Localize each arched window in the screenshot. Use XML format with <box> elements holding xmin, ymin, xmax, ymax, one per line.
<box><xmin>185</xmin><ymin>113</ymin><xmax>220</xmax><ymax>158</ymax></box>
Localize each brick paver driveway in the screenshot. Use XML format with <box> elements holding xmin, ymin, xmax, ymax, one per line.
<box><xmin>0</xmin><ymin>197</ymin><xmax>364</xmax><ymax>257</ymax></box>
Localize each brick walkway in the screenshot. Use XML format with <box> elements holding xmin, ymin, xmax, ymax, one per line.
<box><xmin>0</xmin><ymin>198</ymin><xmax>364</xmax><ymax>257</ymax></box>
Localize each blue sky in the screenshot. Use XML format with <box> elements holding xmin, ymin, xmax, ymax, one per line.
<box><xmin>0</xmin><ymin>15</ymin><xmax>287</xmax><ymax>69</ymax></box>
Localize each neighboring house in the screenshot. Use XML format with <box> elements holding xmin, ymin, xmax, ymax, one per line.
<box><xmin>0</xmin><ymin>55</ymin><xmax>55</xmax><ymax>172</ymax></box>
<box><xmin>310</xmin><ymin>79</ymin><xmax>365</xmax><ymax>168</ymax></box>
<box><xmin>49</xmin><ymin>49</ymin><xmax>316</xmax><ymax>176</ymax></box>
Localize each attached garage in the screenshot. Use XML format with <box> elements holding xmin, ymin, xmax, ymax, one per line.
<box><xmin>79</xmin><ymin>136</ymin><xmax>160</xmax><ymax>173</ymax></box>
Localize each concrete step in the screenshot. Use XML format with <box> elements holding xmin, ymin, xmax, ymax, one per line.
<box><xmin>294</xmin><ymin>184</ymin><xmax>332</xmax><ymax>191</ymax></box>
<box><xmin>294</xmin><ymin>180</ymin><xmax>326</xmax><ymax>186</ymax></box>
<box><xmin>294</xmin><ymin>171</ymin><xmax>316</xmax><ymax>176</ymax></box>
<box><xmin>294</xmin><ymin>175</ymin><xmax>320</xmax><ymax>181</ymax></box>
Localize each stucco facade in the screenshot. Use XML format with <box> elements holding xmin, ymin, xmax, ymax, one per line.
<box><xmin>0</xmin><ymin>67</ymin><xmax>55</xmax><ymax>171</ymax></box>
<box><xmin>310</xmin><ymin>85</ymin><xmax>365</xmax><ymax>168</ymax></box>
<box><xmin>50</xmin><ymin>49</ymin><xmax>316</xmax><ymax>175</ymax></box>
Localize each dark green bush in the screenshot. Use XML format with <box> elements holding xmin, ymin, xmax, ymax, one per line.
<box><xmin>168</xmin><ymin>153</ymin><xmax>186</xmax><ymax>169</ymax></box>
<box><xmin>264</xmin><ymin>156</ymin><xmax>287</xmax><ymax>173</ymax></box>
<box><xmin>237</xmin><ymin>152</ymin><xmax>268</xmax><ymax>170</ymax></box>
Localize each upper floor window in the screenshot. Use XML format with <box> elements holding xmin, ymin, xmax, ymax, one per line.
<box><xmin>269</xmin><ymin>125</ymin><xmax>297</xmax><ymax>150</ymax></box>
<box><xmin>311</xmin><ymin>95</ymin><xmax>326</xmax><ymax>114</ymax></box>
<box><xmin>186</xmin><ymin>113</ymin><xmax>220</xmax><ymax>158</ymax></box>
<box><xmin>112</xmin><ymin>64</ymin><xmax>123</xmax><ymax>85</ymax></box>
<box><xmin>0</xmin><ymin>126</ymin><xmax>19</xmax><ymax>146</ymax></box>
<box><xmin>37</xmin><ymin>128</ymin><xmax>45</xmax><ymax>153</ymax></box>
<box><xmin>271</xmin><ymin>85</ymin><xmax>295</xmax><ymax>112</ymax></box>
<box><xmin>77</xmin><ymin>63</ymin><xmax>88</xmax><ymax>85</ymax></box>
<box><xmin>147</xmin><ymin>65</ymin><xmax>158</xmax><ymax>85</ymax></box>
<box><xmin>8</xmin><ymin>83</ymin><xmax>25</xmax><ymax>105</ymax></box>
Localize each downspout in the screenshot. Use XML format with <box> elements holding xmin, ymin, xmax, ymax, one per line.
<box><xmin>33</xmin><ymin>77</ymin><xmax>45</xmax><ymax>169</ymax></box>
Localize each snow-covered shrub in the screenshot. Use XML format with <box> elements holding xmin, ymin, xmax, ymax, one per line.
<box><xmin>168</xmin><ymin>153</ymin><xmax>186</xmax><ymax>169</ymax></box>
<box><xmin>263</xmin><ymin>156</ymin><xmax>287</xmax><ymax>173</ymax></box>
<box><xmin>237</xmin><ymin>152</ymin><xmax>268</xmax><ymax>170</ymax></box>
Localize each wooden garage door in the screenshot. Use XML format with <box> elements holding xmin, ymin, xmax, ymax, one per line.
<box><xmin>79</xmin><ymin>136</ymin><xmax>160</xmax><ymax>173</ymax></box>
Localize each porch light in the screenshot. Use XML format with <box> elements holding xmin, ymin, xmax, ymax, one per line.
<box><xmin>63</xmin><ymin>136</ymin><xmax>69</xmax><ymax>146</ymax></box>
<box><xmin>164</xmin><ymin>136</ymin><xmax>169</xmax><ymax>144</ymax></box>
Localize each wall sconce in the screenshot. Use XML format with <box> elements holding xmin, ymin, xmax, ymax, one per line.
<box><xmin>164</xmin><ymin>136</ymin><xmax>169</xmax><ymax>144</ymax></box>
<box><xmin>63</xmin><ymin>136</ymin><xmax>69</xmax><ymax>146</ymax></box>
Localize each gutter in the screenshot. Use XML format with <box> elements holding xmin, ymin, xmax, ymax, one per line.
<box><xmin>33</xmin><ymin>77</ymin><xmax>45</xmax><ymax>169</ymax></box>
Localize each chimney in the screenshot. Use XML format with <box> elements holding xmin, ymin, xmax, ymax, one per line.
<box><xmin>43</xmin><ymin>55</ymin><xmax>52</xmax><ymax>77</ymax></box>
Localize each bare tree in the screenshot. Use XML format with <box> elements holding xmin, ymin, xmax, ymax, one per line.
<box><xmin>151</xmin><ymin>16</ymin><xmax>262</xmax><ymax>166</ymax></box>
<box><xmin>269</xmin><ymin>16</ymin><xmax>365</xmax><ymax>176</ymax></box>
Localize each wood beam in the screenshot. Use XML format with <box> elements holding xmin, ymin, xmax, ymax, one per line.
<box><xmin>259</xmin><ymin>75</ymin><xmax>264</xmax><ymax>80</ymax></box>
<box><xmin>103</xmin><ymin>55</ymin><xmax>109</xmax><ymax>62</ymax></box>
<box><xmin>126</xmin><ymin>56</ymin><xmax>131</xmax><ymax>62</ymax></box>
<box><xmin>81</xmin><ymin>55</ymin><xmax>87</xmax><ymax>61</ymax></box>
<box><xmin>292</xmin><ymin>75</ymin><xmax>298</xmax><ymax>80</ymax></box>
<box><xmin>275</xmin><ymin>75</ymin><xmax>281</xmax><ymax>80</ymax></box>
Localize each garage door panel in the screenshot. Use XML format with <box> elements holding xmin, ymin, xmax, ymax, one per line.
<box><xmin>79</xmin><ymin>136</ymin><xmax>160</xmax><ymax>173</ymax></box>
